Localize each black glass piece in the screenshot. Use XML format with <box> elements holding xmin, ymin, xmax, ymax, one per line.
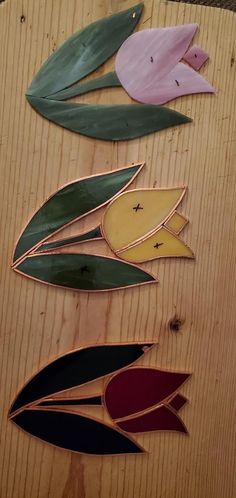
<box><xmin>9</xmin><ymin>343</ymin><xmax>153</xmax><ymax>415</ymax></box>
<box><xmin>12</xmin><ymin>409</ymin><xmax>143</xmax><ymax>455</ymax></box>
<box><xmin>39</xmin><ymin>396</ymin><xmax>102</xmax><ymax>407</ymax></box>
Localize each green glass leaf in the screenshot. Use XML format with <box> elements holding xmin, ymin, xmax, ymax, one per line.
<box><xmin>9</xmin><ymin>343</ymin><xmax>153</xmax><ymax>414</ymax></box>
<box><xmin>15</xmin><ymin>253</ymin><xmax>157</xmax><ymax>291</ymax></box>
<box><xmin>27</xmin><ymin>96</ymin><xmax>192</xmax><ymax>141</ymax></box>
<box><xmin>27</xmin><ymin>3</ymin><xmax>143</xmax><ymax>98</ymax></box>
<box><xmin>35</xmin><ymin>226</ymin><xmax>102</xmax><ymax>253</ymax></box>
<box><xmin>12</xmin><ymin>409</ymin><xmax>144</xmax><ymax>454</ymax></box>
<box><xmin>47</xmin><ymin>71</ymin><xmax>121</xmax><ymax>101</ymax></box>
<box><xmin>13</xmin><ymin>163</ymin><xmax>143</xmax><ymax>263</ymax></box>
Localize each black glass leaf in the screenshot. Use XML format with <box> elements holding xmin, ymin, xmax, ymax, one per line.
<box><xmin>15</xmin><ymin>253</ymin><xmax>156</xmax><ymax>291</ymax></box>
<box><xmin>27</xmin><ymin>4</ymin><xmax>143</xmax><ymax>98</ymax></box>
<box><xmin>9</xmin><ymin>343</ymin><xmax>154</xmax><ymax>415</ymax></box>
<box><xmin>27</xmin><ymin>97</ymin><xmax>192</xmax><ymax>141</ymax></box>
<box><xmin>13</xmin><ymin>164</ymin><xmax>143</xmax><ymax>263</ymax></box>
<box><xmin>12</xmin><ymin>410</ymin><xmax>143</xmax><ymax>455</ymax></box>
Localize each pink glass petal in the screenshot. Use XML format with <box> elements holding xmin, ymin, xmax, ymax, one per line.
<box><xmin>183</xmin><ymin>44</ymin><xmax>209</xmax><ymax>71</ymax></box>
<box><xmin>117</xmin><ymin>405</ymin><xmax>187</xmax><ymax>434</ymax></box>
<box><xmin>128</xmin><ymin>62</ymin><xmax>214</xmax><ymax>104</ymax></box>
<box><xmin>116</xmin><ymin>24</ymin><xmax>198</xmax><ymax>101</ymax></box>
<box><xmin>104</xmin><ymin>367</ymin><xmax>190</xmax><ymax>420</ymax></box>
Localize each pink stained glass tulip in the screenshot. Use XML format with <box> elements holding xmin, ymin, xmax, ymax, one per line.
<box><xmin>115</xmin><ymin>24</ymin><xmax>214</xmax><ymax>105</ymax></box>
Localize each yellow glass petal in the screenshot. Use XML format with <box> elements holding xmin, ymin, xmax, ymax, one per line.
<box><xmin>165</xmin><ymin>211</ymin><xmax>188</xmax><ymax>234</ymax></box>
<box><xmin>102</xmin><ymin>188</ymin><xmax>186</xmax><ymax>251</ymax></box>
<box><xmin>118</xmin><ymin>227</ymin><xmax>194</xmax><ymax>263</ymax></box>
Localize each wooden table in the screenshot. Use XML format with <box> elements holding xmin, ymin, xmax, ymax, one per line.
<box><xmin>0</xmin><ymin>1</ymin><xmax>235</xmax><ymax>497</ymax></box>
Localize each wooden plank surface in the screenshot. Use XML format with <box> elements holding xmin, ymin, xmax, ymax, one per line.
<box><xmin>0</xmin><ymin>0</ymin><xmax>235</xmax><ymax>497</ymax></box>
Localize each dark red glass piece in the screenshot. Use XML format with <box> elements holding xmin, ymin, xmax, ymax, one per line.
<box><xmin>168</xmin><ymin>393</ymin><xmax>187</xmax><ymax>412</ymax></box>
<box><xmin>117</xmin><ymin>405</ymin><xmax>187</xmax><ymax>434</ymax></box>
<box><xmin>105</xmin><ymin>368</ymin><xmax>190</xmax><ymax>419</ymax></box>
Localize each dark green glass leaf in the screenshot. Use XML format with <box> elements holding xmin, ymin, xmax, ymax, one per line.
<box><xmin>27</xmin><ymin>4</ymin><xmax>143</xmax><ymax>98</ymax></box>
<box><xmin>27</xmin><ymin>96</ymin><xmax>192</xmax><ymax>141</ymax></box>
<box><xmin>9</xmin><ymin>343</ymin><xmax>153</xmax><ymax>414</ymax></box>
<box><xmin>48</xmin><ymin>72</ymin><xmax>121</xmax><ymax>101</ymax></box>
<box><xmin>16</xmin><ymin>253</ymin><xmax>156</xmax><ymax>291</ymax></box>
<box><xmin>12</xmin><ymin>409</ymin><xmax>143</xmax><ymax>454</ymax></box>
<box><xmin>35</xmin><ymin>226</ymin><xmax>102</xmax><ymax>253</ymax></box>
<box><xmin>13</xmin><ymin>164</ymin><xmax>142</xmax><ymax>263</ymax></box>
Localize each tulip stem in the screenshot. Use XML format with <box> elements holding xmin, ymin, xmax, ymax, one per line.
<box><xmin>37</xmin><ymin>395</ymin><xmax>103</xmax><ymax>408</ymax></box>
<box><xmin>35</xmin><ymin>226</ymin><xmax>103</xmax><ymax>253</ymax></box>
<box><xmin>46</xmin><ymin>71</ymin><xmax>122</xmax><ymax>101</ymax></box>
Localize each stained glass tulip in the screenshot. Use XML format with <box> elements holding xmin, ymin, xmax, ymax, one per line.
<box><xmin>102</xmin><ymin>187</ymin><xmax>194</xmax><ymax>263</ymax></box>
<box><xmin>104</xmin><ymin>368</ymin><xmax>190</xmax><ymax>433</ymax></box>
<box><xmin>115</xmin><ymin>23</ymin><xmax>214</xmax><ymax>105</ymax></box>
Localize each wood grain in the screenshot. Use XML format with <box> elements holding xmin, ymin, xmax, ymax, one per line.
<box><xmin>0</xmin><ymin>0</ymin><xmax>235</xmax><ymax>497</ymax></box>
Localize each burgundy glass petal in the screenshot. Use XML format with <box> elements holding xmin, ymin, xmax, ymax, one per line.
<box><xmin>104</xmin><ymin>368</ymin><xmax>190</xmax><ymax>420</ymax></box>
<box><xmin>168</xmin><ymin>393</ymin><xmax>187</xmax><ymax>412</ymax></box>
<box><xmin>183</xmin><ymin>44</ymin><xmax>209</xmax><ymax>71</ymax></box>
<box><xmin>115</xmin><ymin>24</ymin><xmax>198</xmax><ymax>102</ymax></box>
<box><xmin>117</xmin><ymin>405</ymin><xmax>187</xmax><ymax>434</ymax></box>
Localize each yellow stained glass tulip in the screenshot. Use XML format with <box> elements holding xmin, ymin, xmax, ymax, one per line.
<box><xmin>102</xmin><ymin>188</ymin><xmax>194</xmax><ymax>263</ymax></box>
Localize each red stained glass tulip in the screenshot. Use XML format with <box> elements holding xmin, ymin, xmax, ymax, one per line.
<box><xmin>104</xmin><ymin>367</ymin><xmax>190</xmax><ymax>419</ymax></box>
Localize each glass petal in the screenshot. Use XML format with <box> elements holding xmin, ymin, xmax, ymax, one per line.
<box><xmin>118</xmin><ymin>227</ymin><xmax>194</xmax><ymax>263</ymax></box>
<box><xmin>117</xmin><ymin>405</ymin><xmax>187</xmax><ymax>434</ymax></box>
<box><xmin>104</xmin><ymin>367</ymin><xmax>190</xmax><ymax>419</ymax></box>
<box><xmin>124</xmin><ymin>62</ymin><xmax>214</xmax><ymax>105</ymax></box>
<box><xmin>165</xmin><ymin>211</ymin><xmax>188</xmax><ymax>234</ymax></box>
<box><xmin>168</xmin><ymin>393</ymin><xmax>188</xmax><ymax>412</ymax></box>
<box><xmin>183</xmin><ymin>44</ymin><xmax>209</xmax><ymax>71</ymax></box>
<box><xmin>102</xmin><ymin>188</ymin><xmax>186</xmax><ymax>251</ymax></box>
<box><xmin>115</xmin><ymin>24</ymin><xmax>198</xmax><ymax>101</ymax></box>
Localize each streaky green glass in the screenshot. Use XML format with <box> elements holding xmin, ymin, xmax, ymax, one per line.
<box><xmin>47</xmin><ymin>72</ymin><xmax>121</xmax><ymax>101</ymax></box>
<box><xmin>26</xmin><ymin>4</ymin><xmax>143</xmax><ymax>98</ymax></box>
<box><xmin>9</xmin><ymin>343</ymin><xmax>153</xmax><ymax>414</ymax></box>
<box><xmin>16</xmin><ymin>253</ymin><xmax>156</xmax><ymax>291</ymax></box>
<box><xmin>12</xmin><ymin>410</ymin><xmax>143</xmax><ymax>454</ymax></box>
<box><xmin>13</xmin><ymin>164</ymin><xmax>142</xmax><ymax>263</ymax></box>
<box><xmin>36</xmin><ymin>226</ymin><xmax>102</xmax><ymax>253</ymax></box>
<box><xmin>27</xmin><ymin>96</ymin><xmax>192</xmax><ymax>141</ymax></box>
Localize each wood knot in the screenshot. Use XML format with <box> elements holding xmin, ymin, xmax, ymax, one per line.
<box><xmin>20</xmin><ymin>15</ymin><xmax>26</xmax><ymax>23</ymax></box>
<box><xmin>169</xmin><ymin>315</ymin><xmax>184</xmax><ymax>332</ymax></box>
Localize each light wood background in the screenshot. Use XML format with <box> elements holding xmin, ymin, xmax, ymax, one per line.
<box><xmin>0</xmin><ymin>0</ymin><xmax>235</xmax><ymax>497</ymax></box>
